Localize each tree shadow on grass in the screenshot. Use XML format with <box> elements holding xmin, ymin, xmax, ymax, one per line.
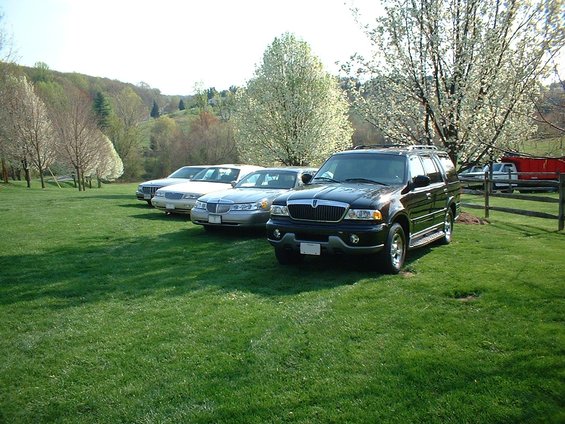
<box><xmin>0</xmin><ymin>222</ymin><xmax>434</xmax><ymax>310</ymax></box>
<box><xmin>0</xmin><ymin>226</ymin><xmax>390</xmax><ymax>309</ymax></box>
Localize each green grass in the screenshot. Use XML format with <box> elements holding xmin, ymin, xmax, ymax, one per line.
<box><xmin>1</xmin><ymin>182</ymin><xmax>563</xmax><ymax>423</ymax></box>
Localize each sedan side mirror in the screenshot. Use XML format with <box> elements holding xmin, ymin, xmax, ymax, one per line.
<box><xmin>301</xmin><ymin>173</ymin><xmax>313</xmax><ymax>184</ymax></box>
<box><xmin>413</xmin><ymin>175</ymin><xmax>431</xmax><ymax>188</ymax></box>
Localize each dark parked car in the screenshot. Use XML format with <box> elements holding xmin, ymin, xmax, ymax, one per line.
<box><xmin>266</xmin><ymin>145</ymin><xmax>461</xmax><ymax>273</ymax></box>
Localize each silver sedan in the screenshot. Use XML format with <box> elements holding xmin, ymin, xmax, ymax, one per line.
<box><xmin>191</xmin><ymin>167</ymin><xmax>316</xmax><ymax>229</ymax></box>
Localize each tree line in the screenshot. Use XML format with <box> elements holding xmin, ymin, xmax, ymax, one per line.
<box><xmin>1</xmin><ymin>0</ymin><xmax>564</xmax><ymax>188</ymax></box>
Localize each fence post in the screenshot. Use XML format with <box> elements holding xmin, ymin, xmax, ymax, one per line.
<box><xmin>559</xmin><ymin>174</ymin><xmax>564</xmax><ymax>231</ymax></box>
<box><xmin>484</xmin><ymin>171</ymin><xmax>490</xmax><ymax>219</ymax></box>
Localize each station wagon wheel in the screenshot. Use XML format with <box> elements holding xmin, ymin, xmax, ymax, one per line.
<box><xmin>440</xmin><ymin>209</ymin><xmax>454</xmax><ymax>245</ymax></box>
<box><xmin>381</xmin><ymin>223</ymin><xmax>406</xmax><ymax>274</ymax></box>
<box><xmin>274</xmin><ymin>247</ymin><xmax>304</xmax><ymax>265</ymax></box>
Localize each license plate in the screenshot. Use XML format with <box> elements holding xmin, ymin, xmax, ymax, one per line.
<box><xmin>208</xmin><ymin>214</ymin><xmax>221</xmax><ymax>224</ymax></box>
<box><xmin>166</xmin><ymin>203</ymin><xmax>175</xmax><ymax>210</ymax></box>
<box><xmin>300</xmin><ymin>243</ymin><xmax>320</xmax><ymax>256</ymax></box>
<box><xmin>144</xmin><ymin>194</ymin><xmax>151</xmax><ymax>200</ymax></box>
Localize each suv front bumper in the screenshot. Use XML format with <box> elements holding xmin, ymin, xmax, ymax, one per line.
<box><xmin>266</xmin><ymin>218</ymin><xmax>387</xmax><ymax>255</ymax></box>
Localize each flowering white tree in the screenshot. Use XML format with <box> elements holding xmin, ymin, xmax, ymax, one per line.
<box><xmin>1</xmin><ymin>74</ymin><xmax>56</xmax><ymax>188</ymax></box>
<box><xmin>234</xmin><ymin>33</ymin><xmax>353</xmax><ymax>166</ymax></box>
<box><xmin>87</xmin><ymin>135</ymin><xmax>124</xmax><ymax>187</ymax></box>
<box><xmin>345</xmin><ymin>0</ymin><xmax>565</xmax><ymax>167</ymax></box>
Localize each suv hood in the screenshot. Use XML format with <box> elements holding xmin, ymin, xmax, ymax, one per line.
<box><xmin>282</xmin><ymin>183</ymin><xmax>403</xmax><ymax>208</ymax></box>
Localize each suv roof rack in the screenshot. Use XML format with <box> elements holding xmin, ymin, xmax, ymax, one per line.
<box><xmin>353</xmin><ymin>144</ymin><xmax>438</xmax><ymax>151</ymax></box>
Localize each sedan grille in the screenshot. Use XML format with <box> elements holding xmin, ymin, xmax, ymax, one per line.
<box><xmin>288</xmin><ymin>200</ymin><xmax>348</xmax><ymax>222</ymax></box>
<box><xmin>207</xmin><ymin>203</ymin><xmax>231</xmax><ymax>213</ymax></box>
<box><xmin>164</xmin><ymin>192</ymin><xmax>183</xmax><ymax>200</ymax></box>
<box><xmin>142</xmin><ymin>186</ymin><xmax>160</xmax><ymax>195</ymax></box>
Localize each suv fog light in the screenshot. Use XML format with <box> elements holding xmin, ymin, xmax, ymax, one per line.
<box><xmin>273</xmin><ymin>229</ymin><xmax>281</xmax><ymax>239</ymax></box>
<box><xmin>350</xmin><ymin>234</ymin><xmax>360</xmax><ymax>244</ymax></box>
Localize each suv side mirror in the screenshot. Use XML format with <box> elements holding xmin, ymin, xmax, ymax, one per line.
<box><xmin>301</xmin><ymin>173</ymin><xmax>313</xmax><ymax>184</ymax></box>
<box><xmin>413</xmin><ymin>175</ymin><xmax>431</xmax><ymax>188</ymax></box>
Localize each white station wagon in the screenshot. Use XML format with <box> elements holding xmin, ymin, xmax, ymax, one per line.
<box><xmin>151</xmin><ymin>165</ymin><xmax>263</xmax><ymax>214</ymax></box>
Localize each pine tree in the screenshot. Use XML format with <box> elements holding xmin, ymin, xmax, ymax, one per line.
<box><xmin>93</xmin><ymin>91</ymin><xmax>112</xmax><ymax>129</ymax></box>
<box><xmin>178</xmin><ymin>98</ymin><xmax>185</xmax><ymax>111</ymax></box>
<box><xmin>150</xmin><ymin>100</ymin><xmax>160</xmax><ymax>118</ymax></box>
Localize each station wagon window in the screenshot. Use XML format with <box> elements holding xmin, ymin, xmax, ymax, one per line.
<box><xmin>421</xmin><ymin>155</ymin><xmax>442</xmax><ymax>183</ymax></box>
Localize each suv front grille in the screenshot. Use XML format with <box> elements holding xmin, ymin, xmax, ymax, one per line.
<box><xmin>287</xmin><ymin>200</ymin><xmax>348</xmax><ymax>222</ymax></box>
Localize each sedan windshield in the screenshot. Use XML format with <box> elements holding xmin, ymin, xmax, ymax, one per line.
<box><xmin>236</xmin><ymin>170</ymin><xmax>297</xmax><ymax>189</ymax></box>
<box><xmin>192</xmin><ymin>167</ymin><xmax>240</xmax><ymax>183</ymax></box>
<box><xmin>168</xmin><ymin>167</ymin><xmax>205</xmax><ymax>179</ymax></box>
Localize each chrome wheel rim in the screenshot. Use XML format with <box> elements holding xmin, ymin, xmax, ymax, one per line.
<box><xmin>390</xmin><ymin>232</ymin><xmax>404</xmax><ymax>269</ymax></box>
<box><xmin>444</xmin><ymin>213</ymin><xmax>453</xmax><ymax>241</ymax></box>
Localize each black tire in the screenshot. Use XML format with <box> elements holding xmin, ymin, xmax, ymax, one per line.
<box><xmin>274</xmin><ymin>247</ymin><xmax>304</xmax><ymax>265</ymax></box>
<box><xmin>146</xmin><ymin>200</ymin><xmax>153</xmax><ymax>206</ymax></box>
<box><xmin>380</xmin><ymin>223</ymin><xmax>406</xmax><ymax>274</ymax></box>
<box><xmin>440</xmin><ymin>208</ymin><xmax>454</xmax><ymax>245</ymax></box>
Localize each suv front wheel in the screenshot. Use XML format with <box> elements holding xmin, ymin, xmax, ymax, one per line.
<box><xmin>380</xmin><ymin>223</ymin><xmax>406</xmax><ymax>274</ymax></box>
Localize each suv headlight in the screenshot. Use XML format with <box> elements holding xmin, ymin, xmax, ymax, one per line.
<box><xmin>270</xmin><ymin>204</ymin><xmax>289</xmax><ymax>216</ymax></box>
<box><xmin>345</xmin><ymin>209</ymin><xmax>382</xmax><ymax>220</ymax></box>
<box><xmin>194</xmin><ymin>200</ymin><xmax>207</xmax><ymax>209</ymax></box>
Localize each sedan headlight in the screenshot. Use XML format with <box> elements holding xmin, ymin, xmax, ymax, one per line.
<box><xmin>154</xmin><ymin>191</ymin><xmax>164</xmax><ymax>197</ymax></box>
<box><xmin>194</xmin><ymin>200</ymin><xmax>207</xmax><ymax>210</ymax></box>
<box><xmin>183</xmin><ymin>193</ymin><xmax>200</xmax><ymax>199</ymax></box>
<box><xmin>270</xmin><ymin>204</ymin><xmax>289</xmax><ymax>216</ymax></box>
<box><xmin>231</xmin><ymin>199</ymin><xmax>269</xmax><ymax>211</ymax></box>
<box><xmin>345</xmin><ymin>209</ymin><xmax>382</xmax><ymax>220</ymax></box>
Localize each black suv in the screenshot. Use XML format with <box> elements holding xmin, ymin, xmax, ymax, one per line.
<box><xmin>266</xmin><ymin>145</ymin><xmax>461</xmax><ymax>273</ymax></box>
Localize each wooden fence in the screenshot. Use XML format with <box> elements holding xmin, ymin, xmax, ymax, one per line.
<box><xmin>460</xmin><ymin>173</ymin><xmax>565</xmax><ymax>231</ymax></box>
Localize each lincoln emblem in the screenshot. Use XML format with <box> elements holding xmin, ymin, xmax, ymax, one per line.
<box><xmin>312</xmin><ymin>199</ymin><xmax>318</xmax><ymax>208</ymax></box>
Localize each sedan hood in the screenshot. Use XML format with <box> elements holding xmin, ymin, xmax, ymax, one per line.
<box><xmin>158</xmin><ymin>180</ymin><xmax>232</xmax><ymax>194</ymax></box>
<box><xmin>140</xmin><ymin>177</ymin><xmax>190</xmax><ymax>187</ymax></box>
<box><xmin>281</xmin><ymin>183</ymin><xmax>403</xmax><ymax>208</ymax></box>
<box><xmin>200</xmin><ymin>188</ymin><xmax>289</xmax><ymax>203</ymax></box>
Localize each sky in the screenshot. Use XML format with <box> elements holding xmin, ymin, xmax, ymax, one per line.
<box><xmin>0</xmin><ymin>0</ymin><xmax>381</xmax><ymax>95</ymax></box>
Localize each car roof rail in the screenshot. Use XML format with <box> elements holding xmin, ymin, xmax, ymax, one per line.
<box><xmin>353</xmin><ymin>143</ymin><xmax>438</xmax><ymax>151</ymax></box>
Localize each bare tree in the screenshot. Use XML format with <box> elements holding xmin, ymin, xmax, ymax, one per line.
<box><xmin>107</xmin><ymin>87</ymin><xmax>146</xmax><ymax>179</ymax></box>
<box><xmin>346</xmin><ymin>0</ymin><xmax>565</xmax><ymax>167</ymax></box>
<box><xmin>51</xmin><ymin>90</ymin><xmax>107</xmax><ymax>191</ymax></box>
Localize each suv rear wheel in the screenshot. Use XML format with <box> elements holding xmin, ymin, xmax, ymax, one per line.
<box><xmin>380</xmin><ymin>223</ymin><xmax>406</xmax><ymax>274</ymax></box>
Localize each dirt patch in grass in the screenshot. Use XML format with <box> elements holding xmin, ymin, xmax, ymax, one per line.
<box><xmin>457</xmin><ymin>211</ymin><xmax>489</xmax><ymax>225</ymax></box>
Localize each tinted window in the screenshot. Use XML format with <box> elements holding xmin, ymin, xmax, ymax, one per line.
<box><xmin>409</xmin><ymin>155</ymin><xmax>425</xmax><ymax>180</ymax></box>
<box><xmin>421</xmin><ymin>156</ymin><xmax>442</xmax><ymax>183</ymax></box>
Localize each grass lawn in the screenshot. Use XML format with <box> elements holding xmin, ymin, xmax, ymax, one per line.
<box><xmin>0</xmin><ymin>181</ymin><xmax>563</xmax><ymax>423</ymax></box>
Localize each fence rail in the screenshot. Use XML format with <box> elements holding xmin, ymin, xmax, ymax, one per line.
<box><xmin>460</xmin><ymin>173</ymin><xmax>565</xmax><ymax>231</ymax></box>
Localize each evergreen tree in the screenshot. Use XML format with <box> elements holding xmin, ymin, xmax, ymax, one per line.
<box><xmin>178</xmin><ymin>98</ymin><xmax>185</xmax><ymax>111</ymax></box>
<box><xmin>150</xmin><ymin>100</ymin><xmax>160</xmax><ymax>118</ymax></box>
<box><xmin>93</xmin><ymin>91</ymin><xmax>112</xmax><ymax>129</ymax></box>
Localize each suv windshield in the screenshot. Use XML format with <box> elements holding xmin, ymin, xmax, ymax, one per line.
<box><xmin>313</xmin><ymin>153</ymin><xmax>407</xmax><ymax>185</ymax></box>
